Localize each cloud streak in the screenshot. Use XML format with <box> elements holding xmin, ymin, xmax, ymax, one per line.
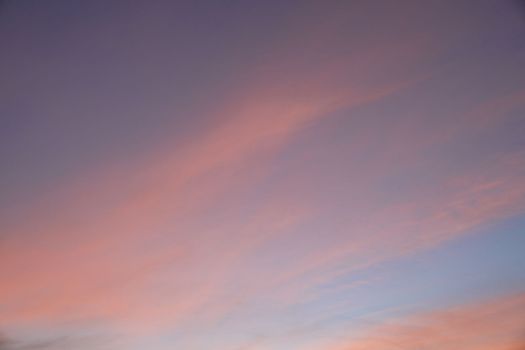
<box><xmin>1</xmin><ymin>1</ymin><xmax>524</xmax><ymax>349</ymax></box>
<box><xmin>324</xmin><ymin>293</ymin><xmax>525</xmax><ymax>350</ymax></box>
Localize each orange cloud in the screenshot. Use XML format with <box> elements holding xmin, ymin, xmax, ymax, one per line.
<box><xmin>0</xmin><ymin>67</ymin><xmax>414</xmax><ymax>332</ymax></box>
<box><xmin>324</xmin><ymin>293</ymin><xmax>525</xmax><ymax>350</ymax></box>
<box><xmin>2</xmin><ymin>6</ymin><xmax>524</xmax><ymax>339</ymax></box>
<box><xmin>3</xmin><ymin>95</ymin><xmax>524</xmax><ymax>334</ymax></box>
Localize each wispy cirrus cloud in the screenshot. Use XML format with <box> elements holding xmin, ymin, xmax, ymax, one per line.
<box><xmin>0</xmin><ymin>25</ymin><xmax>425</xmax><ymax>332</ymax></box>
<box><xmin>322</xmin><ymin>292</ymin><xmax>525</xmax><ymax>350</ymax></box>
<box><xmin>1</xmin><ymin>2</ymin><xmax>524</xmax><ymax>349</ymax></box>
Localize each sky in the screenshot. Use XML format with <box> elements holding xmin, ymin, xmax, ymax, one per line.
<box><xmin>1</xmin><ymin>1</ymin><xmax>525</xmax><ymax>349</ymax></box>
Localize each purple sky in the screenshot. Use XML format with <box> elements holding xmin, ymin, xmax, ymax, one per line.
<box><xmin>1</xmin><ymin>1</ymin><xmax>525</xmax><ymax>349</ymax></box>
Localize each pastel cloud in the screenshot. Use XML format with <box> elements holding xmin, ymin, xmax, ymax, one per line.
<box><xmin>0</xmin><ymin>27</ymin><xmax>425</xmax><ymax>332</ymax></box>
<box><xmin>2</xmin><ymin>92</ymin><xmax>524</xmax><ymax>343</ymax></box>
<box><xmin>324</xmin><ymin>293</ymin><xmax>525</xmax><ymax>350</ymax></box>
<box><xmin>1</xmin><ymin>2</ymin><xmax>524</xmax><ymax>349</ymax></box>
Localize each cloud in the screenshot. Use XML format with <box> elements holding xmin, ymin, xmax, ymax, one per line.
<box><xmin>1</xmin><ymin>2</ymin><xmax>524</xmax><ymax>345</ymax></box>
<box><xmin>0</xmin><ymin>6</ymin><xmax>440</xmax><ymax>331</ymax></box>
<box><xmin>323</xmin><ymin>292</ymin><xmax>525</xmax><ymax>350</ymax></box>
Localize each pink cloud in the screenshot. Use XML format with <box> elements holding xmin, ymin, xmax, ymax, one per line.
<box><xmin>324</xmin><ymin>293</ymin><xmax>525</xmax><ymax>350</ymax></box>
<box><xmin>1</xmin><ymin>7</ymin><xmax>523</xmax><ymax>340</ymax></box>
